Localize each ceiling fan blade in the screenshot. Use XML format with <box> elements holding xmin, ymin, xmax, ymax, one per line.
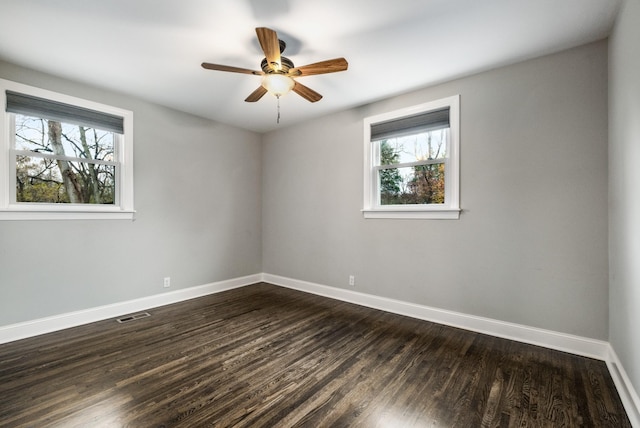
<box><xmin>201</xmin><ymin>62</ymin><xmax>263</xmax><ymax>75</ymax></box>
<box><xmin>292</xmin><ymin>81</ymin><xmax>323</xmax><ymax>103</ymax></box>
<box><xmin>289</xmin><ymin>58</ymin><xmax>348</xmax><ymax>76</ymax></box>
<box><xmin>255</xmin><ymin>27</ymin><xmax>282</xmax><ymax>71</ymax></box>
<box><xmin>245</xmin><ymin>86</ymin><xmax>268</xmax><ymax>102</ymax></box>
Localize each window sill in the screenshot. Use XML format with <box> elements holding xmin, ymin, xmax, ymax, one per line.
<box><xmin>0</xmin><ymin>208</ymin><xmax>136</xmax><ymax>221</ymax></box>
<box><xmin>362</xmin><ymin>207</ymin><xmax>460</xmax><ymax>220</ymax></box>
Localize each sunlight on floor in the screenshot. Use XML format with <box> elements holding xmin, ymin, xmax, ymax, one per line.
<box><xmin>374</xmin><ymin>409</ymin><xmax>443</xmax><ymax>428</ymax></box>
<box><xmin>56</xmin><ymin>392</ymin><xmax>132</xmax><ymax>427</ymax></box>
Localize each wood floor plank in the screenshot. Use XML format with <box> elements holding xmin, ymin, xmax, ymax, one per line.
<box><xmin>0</xmin><ymin>283</ymin><xmax>631</xmax><ymax>427</ymax></box>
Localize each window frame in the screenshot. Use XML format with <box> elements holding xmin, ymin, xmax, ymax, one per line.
<box><xmin>0</xmin><ymin>79</ymin><xmax>134</xmax><ymax>220</ymax></box>
<box><xmin>363</xmin><ymin>95</ymin><xmax>460</xmax><ymax>220</ymax></box>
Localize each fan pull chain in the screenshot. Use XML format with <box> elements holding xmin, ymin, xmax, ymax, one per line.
<box><xmin>276</xmin><ymin>95</ymin><xmax>281</xmax><ymax>124</ymax></box>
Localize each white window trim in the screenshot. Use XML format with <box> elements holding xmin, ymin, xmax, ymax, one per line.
<box><xmin>362</xmin><ymin>95</ymin><xmax>460</xmax><ymax>220</ymax></box>
<box><xmin>0</xmin><ymin>79</ymin><xmax>135</xmax><ymax>220</ymax></box>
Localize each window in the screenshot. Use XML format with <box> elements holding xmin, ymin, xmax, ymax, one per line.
<box><xmin>0</xmin><ymin>79</ymin><xmax>134</xmax><ymax>220</ymax></box>
<box><xmin>363</xmin><ymin>95</ymin><xmax>460</xmax><ymax>219</ymax></box>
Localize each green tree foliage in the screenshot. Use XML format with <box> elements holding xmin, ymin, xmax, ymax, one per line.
<box><xmin>16</xmin><ymin>155</ymin><xmax>69</xmax><ymax>202</ymax></box>
<box><xmin>407</xmin><ymin>163</ymin><xmax>445</xmax><ymax>204</ymax></box>
<box><xmin>379</xmin><ymin>140</ymin><xmax>403</xmax><ymax>204</ymax></box>
<box><xmin>377</xmin><ymin>130</ymin><xmax>446</xmax><ymax>205</ymax></box>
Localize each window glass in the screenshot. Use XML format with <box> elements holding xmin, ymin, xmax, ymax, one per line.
<box><xmin>374</xmin><ymin>128</ymin><xmax>448</xmax><ymax>206</ymax></box>
<box><xmin>378</xmin><ymin>164</ymin><xmax>445</xmax><ymax>205</ymax></box>
<box><xmin>14</xmin><ymin>114</ymin><xmax>117</xmax><ymax>205</ymax></box>
<box><xmin>377</xmin><ymin>130</ymin><xmax>448</xmax><ymax>165</ymax></box>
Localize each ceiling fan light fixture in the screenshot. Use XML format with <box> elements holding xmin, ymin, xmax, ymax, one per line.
<box><xmin>261</xmin><ymin>73</ymin><xmax>295</xmax><ymax>97</ymax></box>
<box><xmin>201</xmin><ymin>27</ymin><xmax>347</xmax><ymax>105</ymax></box>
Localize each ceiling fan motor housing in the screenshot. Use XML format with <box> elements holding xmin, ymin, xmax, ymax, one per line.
<box><xmin>201</xmin><ymin>28</ymin><xmax>347</xmax><ymax>103</ymax></box>
<box><xmin>261</xmin><ymin>56</ymin><xmax>294</xmax><ymax>73</ymax></box>
<box><xmin>260</xmin><ymin>39</ymin><xmax>293</xmax><ymax>73</ymax></box>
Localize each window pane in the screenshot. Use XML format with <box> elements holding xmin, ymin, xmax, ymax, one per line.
<box><xmin>379</xmin><ymin>164</ymin><xmax>445</xmax><ymax>205</ymax></box>
<box><xmin>14</xmin><ymin>114</ymin><xmax>115</xmax><ymax>161</ymax></box>
<box><xmin>376</xmin><ymin>128</ymin><xmax>448</xmax><ymax>166</ymax></box>
<box><xmin>16</xmin><ymin>155</ymin><xmax>115</xmax><ymax>204</ymax></box>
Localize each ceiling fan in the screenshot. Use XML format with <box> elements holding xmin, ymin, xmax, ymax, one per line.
<box><xmin>201</xmin><ymin>27</ymin><xmax>348</xmax><ymax>103</ymax></box>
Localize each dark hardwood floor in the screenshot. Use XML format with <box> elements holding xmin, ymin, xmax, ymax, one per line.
<box><xmin>0</xmin><ymin>283</ymin><xmax>630</xmax><ymax>427</ymax></box>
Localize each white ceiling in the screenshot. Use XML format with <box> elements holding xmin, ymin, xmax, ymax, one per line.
<box><xmin>0</xmin><ymin>0</ymin><xmax>621</xmax><ymax>133</ymax></box>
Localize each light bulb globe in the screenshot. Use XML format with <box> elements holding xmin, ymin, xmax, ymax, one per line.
<box><xmin>262</xmin><ymin>74</ymin><xmax>295</xmax><ymax>96</ymax></box>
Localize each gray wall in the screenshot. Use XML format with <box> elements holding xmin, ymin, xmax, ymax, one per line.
<box><xmin>609</xmin><ymin>0</ymin><xmax>640</xmax><ymax>400</ymax></box>
<box><xmin>0</xmin><ymin>61</ymin><xmax>263</xmax><ymax>326</ymax></box>
<box><xmin>0</xmin><ymin>40</ymin><xmax>613</xmax><ymax>345</ymax></box>
<box><xmin>263</xmin><ymin>41</ymin><xmax>609</xmax><ymax>340</ymax></box>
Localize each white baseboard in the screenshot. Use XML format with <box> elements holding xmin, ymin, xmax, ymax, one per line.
<box><xmin>264</xmin><ymin>273</ymin><xmax>640</xmax><ymax>425</ymax></box>
<box><xmin>2</xmin><ymin>272</ymin><xmax>638</xmax><ymax>426</ymax></box>
<box><xmin>0</xmin><ymin>274</ymin><xmax>262</xmax><ymax>344</ymax></box>
<box><xmin>263</xmin><ymin>274</ymin><xmax>610</xmax><ymax>360</ymax></box>
<box><xmin>0</xmin><ymin>273</ymin><xmax>610</xmax><ymax>358</ymax></box>
<box><xmin>607</xmin><ymin>346</ymin><xmax>640</xmax><ymax>427</ymax></box>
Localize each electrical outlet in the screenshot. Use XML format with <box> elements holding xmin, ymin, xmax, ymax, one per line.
<box><xmin>163</xmin><ymin>277</ymin><xmax>171</xmax><ymax>288</ymax></box>
<box><xmin>349</xmin><ymin>275</ymin><xmax>355</xmax><ymax>286</ymax></box>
